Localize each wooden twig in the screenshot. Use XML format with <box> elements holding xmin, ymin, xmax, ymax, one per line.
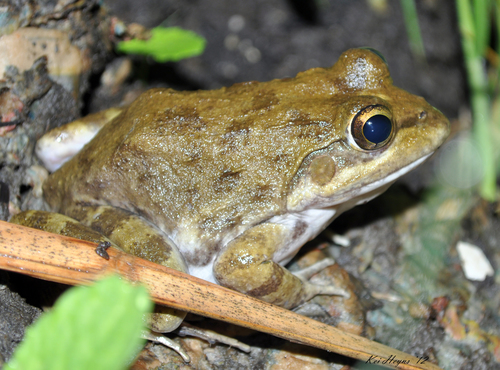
<box><xmin>0</xmin><ymin>221</ymin><xmax>442</xmax><ymax>370</ymax></box>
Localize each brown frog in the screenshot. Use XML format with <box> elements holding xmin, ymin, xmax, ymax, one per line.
<box><xmin>12</xmin><ymin>48</ymin><xmax>449</xmax><ymax>340</ymax></box>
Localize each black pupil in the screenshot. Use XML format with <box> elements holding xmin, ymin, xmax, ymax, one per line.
<box><xmin>363</xmin><ymin>115</ymin><xmax>392</xmax><ymax>144</ymax></box>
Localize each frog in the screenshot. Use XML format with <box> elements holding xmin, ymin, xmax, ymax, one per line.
<box><xmin>11</xmin><ymin>48</ymin><xmax>449</xmax><ymax>343</ymax></box>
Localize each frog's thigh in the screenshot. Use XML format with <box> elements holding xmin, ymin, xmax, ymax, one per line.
<box><xmin>10</xmin><ymin>210</ymin><xmax>116</xmax><ymax>246</ymax></box>
<box><xmin>67</xmin><ymin>205</ymin><xmax>188</xmax><ymax>333</ymax></box>
<box><xmin>214</xmin><ymin>223</ymin><xmax>310</xmax><ymax>309</ymax></box>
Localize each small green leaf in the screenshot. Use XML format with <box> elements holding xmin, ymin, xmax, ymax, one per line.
<box><xmin>117</xmin><ymin>26</ymin><xmax>206</xmax><ymax>62</ymax></box>
<box><xmin>5</xmin><ymin>275</ymin><xmax>152</xmax><ymax>370</ymax></box>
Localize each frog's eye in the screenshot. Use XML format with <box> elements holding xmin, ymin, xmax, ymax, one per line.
<box><xmin>348</xmin><ymin>105</ymin><xmax>393</xmax><ymax>150</ymax></box>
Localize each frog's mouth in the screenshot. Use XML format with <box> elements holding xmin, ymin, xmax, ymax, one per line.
<box><xmin>352</xmin><ymin>152</ymin><xmax>432</xmax><ymax>205</ymax></box>
<box><xmin>322</xmin><ymin>152</ymin><xmax>433</xmax><ymax>212</ymax></box>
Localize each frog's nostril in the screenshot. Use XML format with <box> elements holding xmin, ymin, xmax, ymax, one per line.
<box><xmin>419</xmin><ymin>111</ymin><xmax>427</xmax><ymax>120</ymax></box>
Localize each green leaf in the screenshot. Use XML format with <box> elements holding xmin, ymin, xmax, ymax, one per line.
<box><xmin>5</xmin><ymin>275</ymin><xmax>152</xmax><ymax>370</ymax></box>
<box><xmin>117</xmin><ymin>26</ymin><xmax>206</xmax><ymax>62</ymax></box>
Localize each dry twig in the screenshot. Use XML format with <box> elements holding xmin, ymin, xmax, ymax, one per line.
<box><xmin>0</xmin><ymin>221</ymin><xmax>441</xmax><ymax>370</ymax></box>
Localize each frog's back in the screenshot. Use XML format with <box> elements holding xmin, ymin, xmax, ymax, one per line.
<box><xmin>43</xmin><ymin>70</ymin><xmax>346</xmax><ymax>262</ymax></box>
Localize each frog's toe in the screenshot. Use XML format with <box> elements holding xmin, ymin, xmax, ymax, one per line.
<box><xmin>142</xmin><ymin>331</ymin><xmax>190</xmax><ymax>362</ymax></box>
<box><xmin>178</xmin><ymin>323</ymin><xmax>251</xmax><ymax>353</ymax></box>
<box><xmin>302</xmin><ymin>281</ymin><xmax>350</xmax><ymax>300</ymax></box>
<box><xmin>293</xmin><ymin>258</ymin><xmax>351</xmax><ymax>300</ymax></box>
<box><xmin>144</xmin><ymin>323</ymin><xmax>253</xmax><ymax>363</ymax></box>
<box><xmin>292</xmin><ymin>257</ymin><xmax>336</xmax><ymax>280</ymax></box>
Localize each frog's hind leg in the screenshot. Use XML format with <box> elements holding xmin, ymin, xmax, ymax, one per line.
<box><xmin>12</xmin><ymin>208</ymin><xmax>194</xmax><ymax>359</ymax></box>
<box><xmin>64</xmin><ymin>205</ymin><xmax>189</xmax><ymax>334</ymax></box>
<box><xmin>213</xmin><ymin>222</ymin><xmax>348</xmax><ymax>310</ymax></box>
<box><xmin>11</xmin><ymin>208</ymin><xmax>188</xmax><ymax>331</ymax></box>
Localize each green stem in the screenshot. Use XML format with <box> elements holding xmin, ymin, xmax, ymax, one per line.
<box><xmin>400</xmin><ymin>0</ymin><xmax>426</xmax><ymax>62</ymax></box>
<box><xmin>456</xmin><ymin>0</ymin><xmax>497</xmax><ymax>200</ymax></box>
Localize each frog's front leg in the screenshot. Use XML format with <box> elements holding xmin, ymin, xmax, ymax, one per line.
<box><xmin>213</xmin><ymin>222</ymin><xmax>348</xmax><ymax>309</ymax></box>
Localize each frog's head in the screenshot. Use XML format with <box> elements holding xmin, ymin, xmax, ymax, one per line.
<box><xmin>288</xmin><ymin>48</ymin><xmax>450</xmax><ymax>212</ymax></box>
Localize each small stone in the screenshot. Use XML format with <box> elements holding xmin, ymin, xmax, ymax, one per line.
<box><xmin>456</xmin><ymin>241</ymin><xmax>494</xmax><ymax>281</ymax></box>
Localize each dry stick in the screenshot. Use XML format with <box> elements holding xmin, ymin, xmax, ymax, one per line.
<box><xmin>0</xmin><ymin>221</ymin><xmax>441</xmax><ymax>370</ymax></box>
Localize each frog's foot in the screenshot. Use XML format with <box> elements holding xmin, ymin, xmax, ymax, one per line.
<box><xmin>178</xmin><ymin>323</ymin><xmax>251</xmax><ymax>353</ymax></box>
<box><xmin>293</xmin><ymin>257</ymin><xmax>350</xmax><ymax>300</ymax></box>
<box><xmin>142</xmin><ymin>331</ymin><xmax>191</xmax><ymax>362</ymax></box>
<box><xmin>144</xmin><ymin>324</ymin><xmax>252</xmax><ymax>362</ymax></box>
